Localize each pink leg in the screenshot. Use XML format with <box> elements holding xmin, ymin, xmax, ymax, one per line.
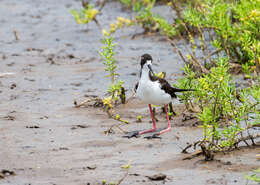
<box><xmin>138</xmin><ymin>104</ymin><xmax>157</xmax><ymax>135</ymax></box>
<box><xmin>156</xmin><ymin>104</ymin><xmax>171</xmax><ymax>135</ymax></box>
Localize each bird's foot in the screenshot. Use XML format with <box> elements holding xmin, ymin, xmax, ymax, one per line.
<box><xmin>123</xmin><ymin>130</ymin><xmax>141</xmax><ymax>138</ymax></box>
<box><xmin>143</xmin><ymin>128</ymin><xmax>164</xmax><ymax>139</ymax></box>
<box><xmin>144</xmin><ymin>133</ymin><xmax>161</xmax><ymax>139</ymax></box>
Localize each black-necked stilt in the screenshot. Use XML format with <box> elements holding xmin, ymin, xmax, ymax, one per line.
<box><xmin>125</xmin><ymin>54</ymin><xmax>194</xmax><ymax>139</ymax></box>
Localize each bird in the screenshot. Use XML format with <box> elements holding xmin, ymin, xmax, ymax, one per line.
<box><xmin>124</xmin><ymin>54</ymin><xmax>194</xmax><ymax>139</ymax></box>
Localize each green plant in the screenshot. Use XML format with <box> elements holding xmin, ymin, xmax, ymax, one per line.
<box><xmin>135</xmin><ymin>7</ymin><xmax>179</xmax><ymax>37</ymax></box>
<box><xmin>114</xmin><ymin>0</ymin><xmax>173</xmax><ymax>36</ymax></box>
<box><xmin>104</xmin><ymin>17</ymin><xmax>134</xmax><ymax>37</ymax></box>
<box><xmin>99</xmin><ymin>35</ymin><xmax>125</xmax><ymax>105</ymax></box>
<box><xmin>117</xmin><ymin>0</ymin><xmax>259</xmax><ymax>73</ymax></box>
<box><xmin>101</xmin><ymin>162</ymin><xmax>131</xmax><ymax>185</ymax></box>
<box><xmin>70</xmin><ymin>3</ymin><xmax>99</xmax><ymax>25</ymax></box>
<box><xmin>103</xmin><ymin>0</ymin><xmax>157</xmax><ymax>35</ymax></box>
<box><xmin>184</xmin><ymin>0</ymin><xmax>260</xmax><ymax>66</ymax></box>
<box><xmin>120</xmin><ymin>0</ymin><xmax>155</xmax><ymax>13</ymax></box>
<box><xmin>98</xmin><ymin>34</ymin><xmax>130</xmax><ymax>125</ymax></box>
<box><xmin>175</xmin><ymin>64</ymin><xmax>197</xmax><ymax>109</ymax></box>
<box><xmin>175</xmin><ymin>58</ymin><xmax>260</xmax><ymax>159</ymax></box>
<box><xmin>102</xmin><ymin>180</ymin><xmax>107</xmax><ymax>185</ymax></box>
<box><xmin>245</xmin><ymin>167</ymin><xmax>260</xmax><ymax>183</ymax></box>
<box><xmin>242</xmin><ymin>63</ymin><xmax>255</xmax><ymax>79</ymax></box>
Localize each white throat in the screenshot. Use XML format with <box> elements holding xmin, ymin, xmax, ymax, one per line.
<box><xmin>140</xmin><ymin>64</ymin><xmax>151</xmax><ymax>81</ymax></box>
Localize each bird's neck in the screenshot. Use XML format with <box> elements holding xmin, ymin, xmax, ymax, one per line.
<box><xmin>140</xmin><ymin>68</ymin><xmax>150</xmax><ymax>82</ymax></box>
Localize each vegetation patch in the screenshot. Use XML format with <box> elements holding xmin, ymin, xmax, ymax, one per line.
<box><xmin>71</xmin><ymin>0</ymin><xmax>260</xmax><ymax>161</ymax></box>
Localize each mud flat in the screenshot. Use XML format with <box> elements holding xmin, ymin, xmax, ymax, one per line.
<box><xmin>0</xmin><ymin>0</ymin><xmax>259</xmax><ymax>185</ymax></box>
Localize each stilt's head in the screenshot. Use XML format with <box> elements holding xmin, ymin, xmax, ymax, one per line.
<box><xmin>140</xmin><ymin>54</ymin><xmax>152</xmax><ymax>68</ymax></box>
<box><xmin>140</xmin><ymin>54</ymin><xmax>154</xmax><ymax>76</ymax></box>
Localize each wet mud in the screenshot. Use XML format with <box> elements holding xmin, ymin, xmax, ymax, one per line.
<box><xmin>0</xmin><ymin>0</ymin><xmax>259</xmax><ymax>185</ymax></box>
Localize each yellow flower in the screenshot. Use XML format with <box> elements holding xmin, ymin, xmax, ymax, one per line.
<box><xmin>115</xmin><ymin>114</ymin><xmax>120</xmax><ymax>120</ymax></box>
<box><xmin>121</xmin><ymin>162</ymin><xmax>131</xmax><ymax>169</ymax></box>
<box><xmin>117</xmin><ymin>17</ymin><xmax>132</xmax><ymax>26</ymax></box>
<box><xmin>89</xmin><ymin>9</ymin><xmax>99</xmax><ymax>19</ymax></box>
<box><xmin>117</xmin><ymin>16</ymin><xmax>125</xmax><ymax>23</ymax></box>
<box><xmin>102</xmin><ymin>96</ymin><xmax>113</xmax><ymax>108</ymax></box>
<box><xmin>102</xmin><ymin>29</ymin><xmax>110</xmax><ymax>36</ymax></box>
<box><xmin>186</xmin><ymin>54</ymin><xmax>191</xmax><ymax>60</ymax></box>
<box><xmin>198</xmin><ymin>125</ymin><xmax>212</xmax><ymax>128</ymax></box>
<box><xmin>110</xmin><ymin>23</ymin><xmax>117</xmax><ymax>33</ymax></box>
<box><xmin>249</xmin><ymin>10</ymin><xmax>260</xmax><ymax>18</ymax></box>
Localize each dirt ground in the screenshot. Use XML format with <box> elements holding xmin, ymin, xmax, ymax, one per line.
<box><xmin>0</xmin><ymin>0</ymin><xmax>259</xmax><ymax>185</ymax></box>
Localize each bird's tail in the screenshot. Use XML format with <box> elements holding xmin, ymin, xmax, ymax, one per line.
<box><xmin>171</xmin><ymin>87</ymin><xmax>195</xmax><ymax>92</ymax></box>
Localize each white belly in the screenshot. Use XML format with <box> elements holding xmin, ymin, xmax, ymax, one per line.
<box><xmin>136</xmin><ymin>80</ymin><xmax>172</xmax><ymax>105</ymax></box>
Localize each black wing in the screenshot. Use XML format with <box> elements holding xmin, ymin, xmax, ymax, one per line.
<box><xmin>158</xmin><ymin>78</ymin><xmax>194</xmax><ymax>99</ymax></box>
<box><xmin>159</xmin><ymin>78</ymin><xmax>177</xmax><ymax>98</ymax></box>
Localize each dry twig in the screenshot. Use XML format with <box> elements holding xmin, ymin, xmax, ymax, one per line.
<box><xmin>74</xmin><ymin>97</ymin><xmax>103</xmax><ymax>108</ymax></box>
<box><xmin>14</xmin><ymin>30</ymin><xmax>19</xmax><ymax>40</ymax></box>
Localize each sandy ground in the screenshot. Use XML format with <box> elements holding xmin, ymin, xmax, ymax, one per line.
<box><xmin>0</xmin><ymin>0</ymin><xmax>259</xmax><ymax>185</ymax></box>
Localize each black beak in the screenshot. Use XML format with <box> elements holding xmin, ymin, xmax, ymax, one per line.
<box><xmin>148</xmin><ymin>64</ymin><xmax>155</xmax><ymax>76</ymax></box>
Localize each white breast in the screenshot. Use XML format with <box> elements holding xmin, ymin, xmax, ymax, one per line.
<box><xmin>136</xmin><ymin>69</ymin><xmax>172</xmax><ymax>105</ymax></box>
